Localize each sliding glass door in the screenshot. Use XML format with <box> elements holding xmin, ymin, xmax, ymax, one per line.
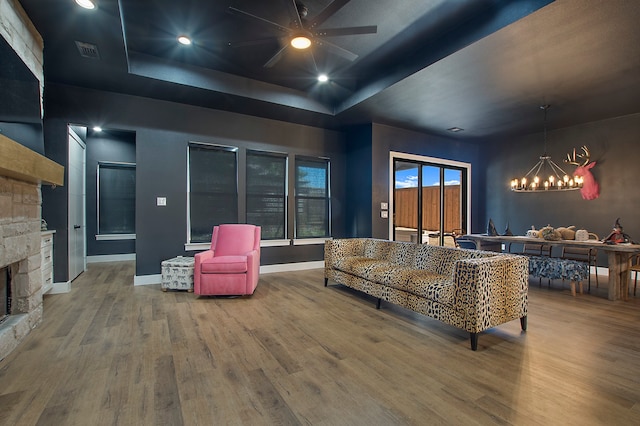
<box><xmin>393</xmin><ymin>158</ymin><xmax>467</xmax><ymax>246</ymax></box>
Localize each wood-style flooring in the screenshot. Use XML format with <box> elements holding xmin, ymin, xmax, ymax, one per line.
<box><xmin>1</xmin><ymin>262</ymin><xmax>640</xmax><ymax>425</ymax></box>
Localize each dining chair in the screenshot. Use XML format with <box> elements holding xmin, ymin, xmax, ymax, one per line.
<box><xmin>630</xmin><ymin>254</ymin><xmax>640</xmax><ymax>296</ymax></box>
<box><xmin>522</xmin><ymin>243</ymin><xmax>552</xmax><ymax>257</ymax></box>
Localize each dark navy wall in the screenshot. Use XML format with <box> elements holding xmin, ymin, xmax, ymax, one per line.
<box><xmin>344</xmin><ymin>124</ymin><xmax>373</xmax><ymax>237</ymax></box>
<box><xmin>0</xmin><ymin>121</ymin><xmax>43</xmax><ymax>154</ymax></box>
<box><xmin>369</xmin><ymin>123</ymin><xmax>486</xmax><ymax>239</ymax></box>
<box><xmin>42</xmin><ymin>83</ymin><xmax>346</xmax><ymax>278</ymax></box>
<box><xmin>86</xmin><ymin>129</ymin><xmax>136</xmax><ymax>257</ymax></box>
<box><xmin>485</xmin><ymin>113</ymin><xmax>640</xmax><ymax>264</ymax></box>
<box><xmin>41</xmin><ymin>118</ymin><xmax>69</xmax><ymax>282</ymax></box>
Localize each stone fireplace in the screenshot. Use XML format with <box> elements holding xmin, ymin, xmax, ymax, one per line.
<box><xmin>0</xmin><ymin>172</ymin><xmax>45</xmax><ymax>360</ymax></box>
<box><xmin>0</xmin><ymin>0</ymin><xmax>64</xmax><ymax>361</ymax></box>
<box><xmin>0</xmin><ymin>135</ymin><xmax>62</xmax><ymax>361</ymax></box>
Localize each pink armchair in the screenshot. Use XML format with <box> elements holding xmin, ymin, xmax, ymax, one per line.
<box><xmin>194</xmin><ymin>224</ymin><xmax>261</xmax><ymax>296</ymax></box>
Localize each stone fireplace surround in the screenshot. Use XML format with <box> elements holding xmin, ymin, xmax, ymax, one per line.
<box><xmin>0</xmin><ymin>135</ymin><xmax>64</xmax><ymax>362</ymax></box>
<box><xmin>0</xmin><ymin>0</ymin><xmax>57</xmax><ymax>361</ymax></box>
<box><xmin>0</xmin><ymin>174</ymin><xmax>44</xmax><ymax>360</ymax></box>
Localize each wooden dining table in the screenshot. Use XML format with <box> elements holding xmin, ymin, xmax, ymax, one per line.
<box><xmin>463</xmin><ymin>234</ymin><xmax>640</xmax><ymax>301</ymax></box>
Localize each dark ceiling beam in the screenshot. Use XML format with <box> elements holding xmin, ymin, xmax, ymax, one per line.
<box><xmin>334</xmin><ymin>0</ymin><xmax>555</xmax><ymax>115</ymax></box>
<box><xmin>128</xmin><ymin>52</ymin><xmax>333</xmax><ymax>115</ymax></box>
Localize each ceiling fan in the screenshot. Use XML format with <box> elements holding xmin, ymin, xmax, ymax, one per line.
<box><xmin>228</xmin><ymin>0</ymin><xmax>377</xmax><ymax>69</ymax></box>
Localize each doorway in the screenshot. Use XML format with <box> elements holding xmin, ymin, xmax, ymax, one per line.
<box><xmin>390</xmin><ymin>152</ymin><xmax>470</xmax><ymax>246</ymax></box>
<box><xmin>68</xmin><ymin>126</ymin><xmax>86</xmax><ymax>281</ymax></box>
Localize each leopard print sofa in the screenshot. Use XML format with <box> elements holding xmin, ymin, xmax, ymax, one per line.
<box><xmin>324</xmin><ymin>238</ymin><xmax>529</xmax><ymax>350</ymax></box>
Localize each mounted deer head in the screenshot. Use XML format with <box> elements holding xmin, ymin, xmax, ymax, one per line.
<box><xmin>565</xmin><ymin>145</ymin><xmax>599</xmax><ymax>200</ymax></box>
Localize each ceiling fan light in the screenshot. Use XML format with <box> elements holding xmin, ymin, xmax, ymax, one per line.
<box><xmin>75</xmin><ymin>0</ymin><xmax>96</xmax><ymax>9</ymax></box>
<box><xmin>177</xmin><ymin>35</ymin><xmax>192</xmax><ymax>46</ymax></box>
<box><xmin>291</xmin><ymin>36</ymin><xmax>311</xmax><ymax>49</ymax></box>
<box><xmin>318</xmin><ymin>74</ymin><xmax>329</xmax><ymax>82</ymax></box>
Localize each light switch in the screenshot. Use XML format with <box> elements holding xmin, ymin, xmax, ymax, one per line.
<box><xmin>157</xmin><ymin>197</ymin><xmax>167</xmax><ymax>206</ymax></box>
<box><xmin>380</xmin><ymin>202</ymin><xmax>388</xmax><ymax>210</ymax></box>
<box><xmin>381</xmin><ymin>210</ymin><xmax>389</xmax><ymax>218</ymax></box>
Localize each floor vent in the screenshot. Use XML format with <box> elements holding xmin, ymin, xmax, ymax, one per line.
<box><xmin>75</xmin><ymin>41</ymin><xmax>100</xmax><ymax>59</ymax></box>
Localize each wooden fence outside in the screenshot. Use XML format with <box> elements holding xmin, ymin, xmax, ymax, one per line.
<box><xmin>394</xmin><ymin>185</ymin><xmax>461</xmax><ymax>231</ymax></box>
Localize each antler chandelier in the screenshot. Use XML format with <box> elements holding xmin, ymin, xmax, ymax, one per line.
<box><xmin>510</xmin><ymin>105</ymin><xmax>583</xmax><ymax>192</ymax></box>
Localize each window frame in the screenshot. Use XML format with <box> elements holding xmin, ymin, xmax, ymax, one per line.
<box><xmin>186</xmin><ymin>142</ymin><xmax>239</xmax><ymax>245</ymax></box>
<box><xmin>96</xmin><ymin>161</ymin><xmax>136</xmax><ymax>240</ymax></box>
<box><xmin>294</xmin><ymin>156</ymin><xmax>331</xmax><ymax>240</ymax></box>
<box><xmin>246</xmin><ymin>149</ymin><xmax>289</xmax><ymax>241</ymax></box>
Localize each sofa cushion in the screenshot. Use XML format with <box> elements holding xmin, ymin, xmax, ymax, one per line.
<box><xmin>386</xmin><ymin>242</ymin><xmax>417</xmax><ymax>266</ymax></box>
<box><xmin>364</xmin><ymin>239</ymin><xmax>392</xmax><ymax>259</ymax></box>
<box><xmin>364</xmin><ymin>263</ymin><xmax>414</xmax><ymax>288</ymax></box>
<box><xmin>403</xmin><ymin>271</ymin><xmax>456</xmax><ymax>306</ymax></box>
<box><xmin>413</xmin><ymin>244</ymin><xmax>449</xmax><ymax>272</ymax></box>
<box><xmin>201</xmin><ymin>256</ymin><xmax>248</xmax><ymax>274</ymax></box>
<box><xmin>333</xmin><ymin>257</ymin><xmax>380</xmax><ymax>278</ymax></box>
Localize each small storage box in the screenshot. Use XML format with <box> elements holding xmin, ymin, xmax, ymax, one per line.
<box><xmin>161</xmin><ymin>256</ymin><xmax>195</xmax><ymax>292</ymax></box>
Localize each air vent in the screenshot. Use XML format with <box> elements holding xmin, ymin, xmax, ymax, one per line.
<box><xmin>75</xmin><ymin>41</ymin><xmax>100</xmax><ymax>59</ymax></box>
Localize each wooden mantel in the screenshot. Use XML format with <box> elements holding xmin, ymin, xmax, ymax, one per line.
<box><xmin>0</xmin><ymin>133</ymin><xmax>64</xmax><ymax>186</ymax></box>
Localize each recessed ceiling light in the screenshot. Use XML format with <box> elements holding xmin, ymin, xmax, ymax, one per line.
<box><xmin>291</xmin><ymin>36</ymin><xmax>311</xmax><ymax>49</ymax></box>
<box><xmin>447</xmin><ymin>127</ymin><xmax>464</xmax><ymax>132</ymax></box>
<box><xmin>93</xmin><ymin>126</ymin><xmax>102</xmax><ymax>132</ymax></box>
<box><xmin>177</xmin><ymin>35</ymin><xmax>192</xmax><ymax>45</ymax></box>
<box><xmin>318</xmin><ymin>74</ymin><xmax>329</xmax><ymax>83</ymax></box>
<box><xmin>75</xmin><ymin>0</ymin><xmax>96</xmax><ymax>10</ymax></box>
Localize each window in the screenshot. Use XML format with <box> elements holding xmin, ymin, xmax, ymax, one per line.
<box><xmin>391</xmin><ymin>152</ymin><xmax>470</xmax><ymax>245</ymax></box>
<box><xmin>97</xmin><ymin>162</ymin><xmax>136</xmax><ymax>235</ymax></box>
<box><xmin>246</xmin><ymin>150</ymin><xmax>287</xmax><ymax>239</ymax></box>
<box><xmin>188</xmin><ymin>143</ymin><xmax>238</xmax><ymax>243</ymax></box>
<box><xmin>295</xmin><ymin>157</ymin><xmax>330</xmax><ymax>238</ymax></box>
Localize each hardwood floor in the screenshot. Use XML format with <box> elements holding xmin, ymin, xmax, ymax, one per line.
<box><xmin>1</xmin><ymin>262</ymin><xmax>640</xmax><ymax>425</ymax></box>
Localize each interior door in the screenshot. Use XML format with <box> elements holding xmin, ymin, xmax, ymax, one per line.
<box><xmin>68</xmin><ymin>127</ymin><xmax>86</xmax><ymax>281</ymax></box>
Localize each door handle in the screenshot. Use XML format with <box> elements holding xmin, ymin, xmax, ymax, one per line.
<box><xmin>74</xmin><ymin>225</ymin><xmax>81</xmax><ymax>229</ymax></box>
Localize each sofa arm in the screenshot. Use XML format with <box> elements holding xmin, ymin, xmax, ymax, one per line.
<box><xmin>453</xmin><ymin>254</ymin><xmax>529</xmax><ymax>333</ymax></box>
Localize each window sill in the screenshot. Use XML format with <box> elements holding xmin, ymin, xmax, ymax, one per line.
<box><xmin>293</xmin><ymin>237</ymin><xmax>332</xmax><ymax>246</ymax></box>
<box><xmin>185</xmin><ymin>239</ymin><xmax>293</xmax><ymax>251</ymax></box>
<box><xmin>96</xmin><ymin>234</ymin><xmax>136</xmax><ymax>241</ymax></box>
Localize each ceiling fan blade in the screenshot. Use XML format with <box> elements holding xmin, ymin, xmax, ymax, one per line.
<box><xmin>308</xmin><ymin>0</ymin><xmax>351</xmax><ymax>29</ymax></box>
<box><xmin>314</xmin><ymin>38</ymin><xmax>358</xmax><ymax>62</ymax></box>
<box><xmin>285</xmin><ymin>0</ymin><xmax>305</xmax><ymax>31</ymax></box>
<box><xmin>308</xmin><ymin>50</ymin><xmax>319</xmax><ymax>73</ymax></box>
<box><xmin>228</xmin><ymin>6</ymin><xmax>291</xmax><ymax>35</ymax></box>
<box><xmin>314</xmin><ymin>25</ymin><xmax>377</xmax><ymax>37</ymax></box>
<box><xmin>264</xmin><ymin>44</ymin><xmax>289</xmax><ymax>68</ymax></box>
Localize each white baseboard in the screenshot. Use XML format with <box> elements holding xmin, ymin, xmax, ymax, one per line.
<box><xmin>88</xmin><ymin>253</ymin><xmax>136</xmax><ymax>263</ymax></box>
<box><xmin>593</xmin><ymin>266</ymin><xmax>608</xmax><ymax>277</ymax></box>
<box><xmin>134</xmin><ymin>274</ymin><xmax>161</xmax><ymax>286</ymax></box>
<box><xmin>47</xmin><ymin>281</ymin><xmax>71</xmax><ymax>294</ymax></box>
<box><xmin>132</xmin><ymin>261</ymin><xmax>324</xmax><ymax>286</ymax></box>
<box><xmin>260</xmin><ymin>261</ymin><xmax>324</xmax><ymax>274</ymax></box>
